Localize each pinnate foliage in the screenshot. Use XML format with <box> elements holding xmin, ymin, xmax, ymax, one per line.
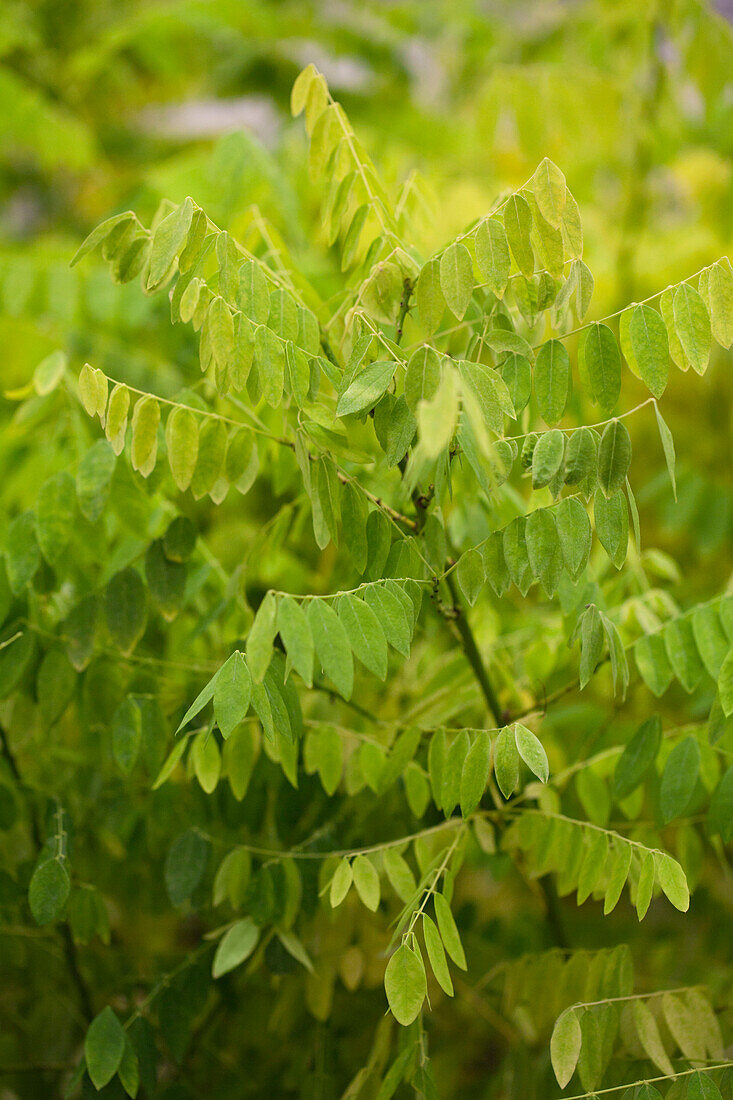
<box><xmin>2</xmin><ymin>61</ymin><xmax>733</xmax><ymax>1098</ymax></box>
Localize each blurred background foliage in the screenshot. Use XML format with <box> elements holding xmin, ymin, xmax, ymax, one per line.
<box><xmin>0</xmin><ymin>1</ymin><xmax>732</xmax><ymax>1097</ymax></box>
<box><xmin>2</xmin><ymin>0</ymin><xmax>732</xmax><ymax>575</ymax></box>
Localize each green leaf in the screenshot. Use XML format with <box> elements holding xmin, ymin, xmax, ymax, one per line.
<box><xmin>78</xmin><ymin>362</ymin><xmax>107</xmax><ymax>418</ymax></box>
<box><xmin>277</xmin><ymin>597</ymin><xmax>314</xmax><ymax>687</ymax></box>
<box><xmin>85</xmin><ymin>1006</ymin><xmax>126</xmax><ymax>1090</ymax></box>
<box><xmin>112</xmin><ymin>697</ymin><xmax>142</xmax><ymax>774</ymax></box>
<box><xmin>147</xmin><ymin>197</ymin><xmax>193</xmax><ymax>289</ymax></box>
<box><xmin>145</xmin><ymin>539</ymin><xmax>185</xmax><ymax>619</ymax></box>
<box><xmin>636</xmin><ymin>850</ymin><xmax>655</xmax><ymax>920</ymax></box>
<box><xmin>5</xmin><ymin>510</ymin><xmax>39</xmax><ymax>593</ymax></box>
<box><xmin>685</xmin><ymin>989</ymin><xmax>725</xmax><ymax>1059</ymax></box>
<box><xmin>441</xmin><ymin>729</ymin><xmax>470</xmax><ymax>815</ymax></box>
<box><xmin>720</xmin><ymin>649</ymin><xmax>733</xmax><ymax>718</ymax></box>
<box><xmin>422</xmin><ymin>913</ymin><xmax>454</xmax><ymax>996</ymax></box>
<box><xmin>76</xmin><ymin>440</ymin><xmax>116</xmax><ymax>522</ymax></box>
<box><xmin>224</xmin><ymin>430</ymin><xmax>258</xmax><ymax>496</ymax></box>
<box><xmin>533</xmin><ymin>158</ymin><xmax>566</xmax><ymax>227</ymax></box>
<box><xmin>165</xmin><ymin>406</ymin><xmax>199</xmax><ymax>492</ymax></box>
<box><xmin>498</xmin><ymin>352</ymin><xmax>532</xmax><ymax>413</ymax></box>
<box><xmin>29</xmin><ymin>858</ymin><xmax>70</xmax><ymax>925</ymax></box>
<box><xmin>655</xmin><ymin>852</ymin><xmax>690</xmax><ymax>913</ymax></box>
<box><xmin>594</xmin><ymin>490</ymin><xmax>628</xmax><ymax>569</ymax></box>
<box><xmin>564</xmin><ymin>426</ymin><xmax>598</xmax><ymax>487</ymax></box>
<box><xmin>130</xmin><ymin>396</ymin><xmax>160</xmax><ymax>478</ymax></box>
<box><xmin>660</xmin><ymin>735</ymin><xmax>700</xmax><ymax>823</ymax></box>
<box><xmin>176</xmin><ymin>670</ymin><xmax>219</xmax><ymax>735</ymax></box>
<box><xmin>190</xmin><ymin>417</ymin><xmax>227</xmax><ymax>500</ymax></box>
<box><xmin>629</xmin><ymin>303</ymin><xmax>668</xmax><ymax>398</ymax></box>
<box><xmin>105</xmin><ymin>568</ymin><xmax>147</xmax><ymax>654</ymax></box>
<box><xmin>433</xmin><ymin>893</ymin><xmax>467</xmax><ymax>969</ymax></box>
<box><xmin>224</xmin><ymin>730</ymin><xmax>258</xmax><ymax>800</ymax></box>
<box><xmin>214</xmin><ymin>651</ymin><xmax>252</xmax><ymax>738</ymax></box>
<box><xmin>598</xmin><ymin>419</ymin><xmax>632</xmax><ymax>497</ymax></box>
<box><xmin>654</xmin><ymin>404</ymin><xmax>677</xmax><ymax>500</ymax></box>
<box><xmin>337</xmin><ymin>360</ymin><xmax>397</xmax><ymax>417</ymax></box>
<box><xmin>603</xmin><ymin>843</ymin><xmax>632</xmax><ymax>914</ymax></box>
<box><xmin>534</xmin><ymin>339</ymin><xmax>570</xmax><ymax>425</ymax></box>
<box><xmin>352</xmin><ymin>855</ymin><xmax>380</xmax><ymax>911</ymax></box>
<box><xmin>613</xmin><ymin>715</ymin><xmax>662</xmax><ymax>799</ymax></box>
<box><xmin>363</xmin><ymin>585</ymin><xmax>411</xmax><ymax>658</ymax></box>
<box><xmin>212</xmin><ymin>917</ymin><xmax>259</xmax><ymax>978</ymax></box>
<box><xmin>459</xmin><ymin>730</ymin><xmax>491</xmax><ymax>816</ymax></box>
<box><xmin>105</xmin><ymin>383</ymin><xmax>130</xmax><ymax>455</ymax></box>
<box><xmin>415</xmin><ymin>258</ymin><xmax>445</xmax><ymax>332</ymax></box>
<box><xmin>405</xmin><ymin>346</ymin><xmax>442</xmax><ymax>413</ymax></box>
<box><xmin>673</xmin><ymin>282</ymin><xmax>710</xmax><ymax>375</ymax></box>
<box><xmin>691</xmin><ymin>605</ymin><xmax>729</xmax><ymax>678</ymax></box>
<box><xmin>599</xmin><ymin>610</ymin><xmax>629</xmax><ymax>698</ymax></box>
<box><xmin>661</xmin><ymin>993</ymin><xmax>707</xmax><ymax>1062</ymax></box>
<box><xmin>688</xmin><ymin>1072</ymin><xmax>723</xmax><ymax>1100</ymax></box>
<box><xmin>503</xmin><ymin>193</ymin><xmax>534</xmax><ymax>276</ymax></box>
<box><xmin>178</xmin><ymin>207</ymin><xmax>207</xmax><ymax>273</ymax></box>
<box><xmin>306</xmin><ymin>725</ymin><xmax>342</xmax><ymax>795</ymax></box>
<box><xmin>660</xmin><ymin>286</ymin><xmax>688</xmax><ymax>371</ymax></box>
<box><xmin>550</xmin><ymin>1007</ymin><xmax>582</xmax><ymax>1088</ymax></box>
<box><xmin>337</xmin><ymin>594</ymin><xmax>388</xmax><ymax>680</ymax></box>
<box><xmin>579</xmin><ymin>323</ymin><xmax>621</xmax><ymax>411</ymax></box>
<box><xmin>71</xmin><ymin>211</ymin><xmax>136</xmax><ymax>266</ymax></box>
<box><xmin>578</xmin><ymin>603</ymin><xmax>604</xmax><ymax>689</ymax></box>
<box><xmin>246</xmin><ymin>592</ymin><xmax>278</xmax><ymax>683</ymax></box>
<box><xmin>576</xmin><ymin>830</ymin><xmax>608</xmax><ymax>904</ymax></box>
<box><xmin>703</xmin><ymin>259</ymin><xmax>733</xmax><ymax>348</ymax></box>
<box><xmin>484</xmin><ymin>328</ymin><xmax>534</xmax><ymax>363</ymax></box>
<box><xmin>373</xmin><ymin>392</ymin><xmax>415</xmax><ymax>467</ymax></box>
<box><xmin>382</xmin><ymin>849</ymin><xmax>416</xmax><ymax>903</ymax></box>
<box><xmin>458</xmin><ymin>358</ymin><xmax>514</xmax><ymax>433</ymax></box>
<box><xmin>308</xmin><ymin>600</ymin><xmax>354</xmax><ymax>700</ymax></box>
<box><xmin>291</xmin><ymin>63</ymin><xmax>317</xmax><ymax>115</ymax></box>
<box><xmin>439</xmin><ymin>242</ymin><xmax>474</xmax><ymax>319</ymax></box>
<box><xmin>239</xmin><ymin>260</ymin><xmax>269</xmax><ymax>325</ymax></box>
<box><xmin>35</xmin><ymin>471</ymin><xmax>75</xmax><ymax>564</ymax></box>
<box><xmin>532</xmin><ymin>429</ymin><xmax>565</xmax><ymax>488</ymax></box>
<box><xmin>573</xmin><ymin>258</ymin><xmax>593</xmax><ymax>318</ymax></box>
<box><xmin>254</xmin><ymin>325</ymin><xmax>285</xmax><ymax>407</ymax></box>
<box><xmin>526</xmin><ymin>508</ymin><xmax>563</xmax><ymax>596</ymax></box>
<box><xmin>626</xmin><ymin>476</ymin><xmax>641</xmax><ymax>550</ymax></box>
<box><xmin>456</xmin><ymin>548</ymin><xmax>485</xmax><ymax>606</ymax></box>
<box><xmin>513</xmin><ymin>722</ymin><xmax>549</xmax><ymax>783</ymax></box>
<box><xmin>475</xmin><ymin>217</ymin><xmax>510</xmax><ymax>298</ymax></box>
<box><xmin>635</xmin><ymin>633</ymin><xmax>674</xmax><ymax>698</ymax></box>
<box><xmin>277</xmin><ymin>930</ymin><xmax>314</xmax><ymax>973</ymax></box>
<box><xmin>192</xmin><ymin>730</ymin><xmax>221</xmax><ymax>793</ymax></box>
<box><xmin>632</xmin><ymin>999</ymin><xmax>674</xmax><ymax>1075</ymax></box>
<box><xmin>164</xmin><ymin>829</ymin><xmax>210</xmax><ymax>906</ymax></box>
<box><xmin>555</xmin><ymin>497</ymin><xmax>591</xmax><ymax>581</ymax></box>
<box><xmin>330</xmin><ymin>858</ymin><xmax>353</xmax><ymax>907</ymax></box>
<box><xmin>340</xmin><ymin>202</ymin><xmax>368</xmax><ymax>269</ymax></box>
<box><xmin>415</xmin><ymin>365</ymin><xmax>458</xmax><ymax>459</ymax></box>
<box><xmin>665</xmin><ymin>616</ymin><xmax>705</xmax><ymax>693</ymax></box>
<box><xmin>384</xmin><ymin>943</ymin><xmax>426</xmax><ymax>1026</ymax></box>
<box><xmin>494</xmin><ymin>724</ymin><xmax>520</xmax><ymax>798</ymax></box>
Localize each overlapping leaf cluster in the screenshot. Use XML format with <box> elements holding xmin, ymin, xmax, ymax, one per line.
<box><xmin>2</xmin><ymin>52</ymin><xmax>733</xmax><ymax>1100</ymax></box>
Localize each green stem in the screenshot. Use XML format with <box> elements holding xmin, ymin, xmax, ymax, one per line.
<box><xmin>444</xmin><ymin>574</ymin><xmax>504</xmax><ymax>726</ymax></box>
<box><xmin>0</xmin><ymin>723</ymin><xmax>94</xmax><ymax>1023</ymax></box>
<box><xmin>395</xmin><ymin>278</ymin><xmax>413</xmax><ymax>345</ymax></box>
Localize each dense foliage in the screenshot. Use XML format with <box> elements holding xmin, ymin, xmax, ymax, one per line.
<box><xmin>1</xmin><ymin>3</ymin><xmax>733</xmax><ymax>1099</ymax></box>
